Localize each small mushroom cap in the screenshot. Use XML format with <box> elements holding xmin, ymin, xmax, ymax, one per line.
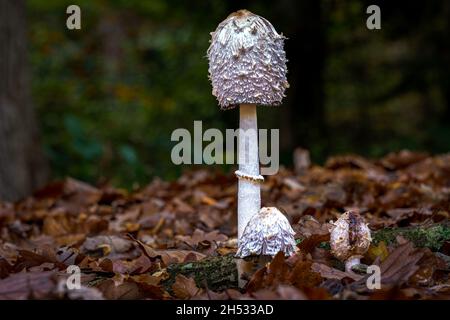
<box><xmin>236</xmin><ymin>207</ymin><xmax>297</xmax><ymax>258</ymax></box>
<box><xmin>207</xmin><ymin>9</ymin><xmax>289</xmax><ymax>110</ymax></box>
<box><xmin>329</xmin><ymin>211</ymin><xmax>372</xmax><ymax>262</ymax></box>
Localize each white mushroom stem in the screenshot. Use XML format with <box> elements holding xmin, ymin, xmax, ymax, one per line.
<box><xmin>237</xmin><ymin>103</ymin><xmax>261</xmax><ymax>241</ymax></box>
<box><xmin>345</xmin><ymin>256</ymin><xmax>362</xmax><ymax>273</ymax></box>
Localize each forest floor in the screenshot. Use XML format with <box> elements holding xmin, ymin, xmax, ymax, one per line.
<box><xmin>1</xmin><ymin>150</ymin><xmax>450</xmax><ymax>300</ymax></box>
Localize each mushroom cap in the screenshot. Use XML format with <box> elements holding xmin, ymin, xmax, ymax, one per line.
<box><xmin>236</xmin><ymin>207</ymin><xmax>297</xmax><ymax>258</ymax></box>
<box><xmin>329</xmin><ymin>211</ymin><xmax>372</xmax><ymax>262</ymax></box>
<box><xmin>207</xmin><ymin>9</ymin><xmax>289</xmax><ymax>110</ymax></box>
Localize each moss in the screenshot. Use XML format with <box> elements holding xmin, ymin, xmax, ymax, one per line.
<box><xmin>163</xmin><ymin>254</ymin><xmax>238</xmax><ymax>292</ymax></box>
<box><xmin>319</xmin><ymin>241</ymin><xmax>331</xmax><ymax>250</ymax></box>
<box><xmin>372</xmin><ymin>222</ymin><xmax>450</xmax><ymax>251</ymax></box>
<box><xmin>296</xmin><ymin>238</ymin><xmax>330</xmax><ymax>250</ymax></box>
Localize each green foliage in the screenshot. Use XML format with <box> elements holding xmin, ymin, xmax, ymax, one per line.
<box><xmin>28</xmin><ymin>0</ymin><xmax>227</xmax><ymax>187</ymax></box>
<box><xmin>27</xmin><ymin>0</ymin><xmax>450</xmax><ymax>187</ymax></box>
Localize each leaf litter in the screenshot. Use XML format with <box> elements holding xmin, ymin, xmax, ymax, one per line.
<box><xmin>0</xmin><ymin>150</ymin><xmax>450</xmax><ymax>299</ymax></box>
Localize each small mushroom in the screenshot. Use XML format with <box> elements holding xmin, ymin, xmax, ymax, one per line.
<box><xmin>207</xmin><ymin>9</ymin><xmax>289</xmax><ymax>249</ymax></box>
<box><xmin>329</xmin><ymin>211</ymin><xmax>372</xmax><ymax>272</ymax></box>
<box><xmin>236</xmin><ymin>207</ymin><xmax>297</xmax><ymax>258</ymax></box>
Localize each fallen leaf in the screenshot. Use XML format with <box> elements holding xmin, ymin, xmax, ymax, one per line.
<box><xmin>176</xmin><ymin>229</ymin><xmax>228</xmax><ymax>248</ymax></box>
<box><xmin>366</xmin><ymin>241</ymin><xmax>389</xmax><ymax>262</ymax></box>
<box><xmin>96</xmin><ymin>279</ymin><xmax>142</xmax><ymax>300</ymax></box>
<box><xmin>0</xmin><ymin>271</ymin><xmax>57</xmax><ymax>299</ymax></box>
<box><xmin>297</xmin><ymin>234</ymin><xmax>330</xmax><ymax>255</ymax></box>
<box><xmin>172</xmin><ymin>274</ymin><xmax>202</xmax><ymax>299</ymax></box>
<box><xmin>311</xmin><ymin>262</ymin><xmax>362</xmax><ymax>281</ymax></box>
<box><xmin>81</xmin><ymin>235</ymin><xmax>139</xmax><ymax>259</ymax></box>
<box><xmin>130</xmin><ymin>235</ymin><xmax>206</xmax><ymax>266</ymax></box>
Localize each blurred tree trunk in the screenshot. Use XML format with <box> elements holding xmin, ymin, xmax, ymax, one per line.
<box><xmin>440</xmin><ymin>2</ymin><xmax>450</xmax><ymax>126</ymax></box>
<box><xmin>0</xmin><ymin>0</ymin><xmax>49</xmax><ymax>201</ymax></box>
<box><xmin>282</xmin><ymin>0</ymin><xmax>327</xmax><ymax>155</ymax></box>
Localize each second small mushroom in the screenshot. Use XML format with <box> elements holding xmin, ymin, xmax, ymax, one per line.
<box><xmin>329</xmin><ymin>211</ymin><xmax>372</xmax><ymax>272</ymax></box>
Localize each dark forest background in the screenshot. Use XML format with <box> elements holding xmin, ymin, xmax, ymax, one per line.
<box><xmin>0</xmin><ymin>0</ymin><xmax>449</xmax><ymax>201</ymax></box>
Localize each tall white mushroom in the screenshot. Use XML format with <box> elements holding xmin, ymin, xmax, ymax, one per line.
<box><xmin>207</xmin><ymin>10</ymin><xmax>290</xmax><ymax>256</ymax></box>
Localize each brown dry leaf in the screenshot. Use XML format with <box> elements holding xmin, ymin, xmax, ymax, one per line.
<box><xmin>247</xmin><ymin>254</ymin><xmax>325</xmax><ymax>295</ymax></box>
<box><xmin>295</xmin><ymin>215</ymin><xmax>330</xmax><ymax>238</ymax></box>
<box><xmin>172</xmin><ymin>274</ymin><xmax>202</xmax><ymax>299</ymax></box>
<box><xmin>201</xmin><ymin>196</ymin><xmax>218</xmax><ymax>206</ymax></box>
<box><xmin>54</xmin><ymin>233</ymin><xmax>86</xmax><ymax>247</ymax></box>
<box><xmin>0</xmin><ymin>271</ymin><xmax>57</xmax><ymax>299</ymax></box>
<box><xmin>311</xmin><ymin>262</ymin><xmax>362</xmax><ymax>281</ymax></box>
<box><xmin>96</xmin><ymin>273</ymin><xmax>167</xmax><ymax>300</ymax></box>
<box><xmin>216</xmin><ymin>247</ymin><xmax>237</xmax><ymax>256</ymax></box>
<box><xmin>195</xmin><ymin>288</ymin><xmax>230</xmax><ymax>300</ymax></box>
<box><xmin>42</xmin><ymin>214</ymin><xmax>72</xmax><ymax>237</ymax></box>
<box><xmin>275</xmin><ymin>285</ymin><xmax>308</xmax><ymax>299</ymax></box>
<box><xmin>172</xmin><ymin>197</ymin><xmax>195</xmax><ymax>214</ymax></box>
<box><xmin>13</xmin><ymin>250</ymin><xmax>65</xmax><ymax>272</ymax></box>
<box><xmin>325</xmin><ymin>154</ymin><xmax>378</xmax><ymax>171</ymax></box>
<box><xmin>0</xmin><ymin>242</ymin><xmax>19</xmax><ymax>263</ymax></box>
<box><xmin>289</xmin><ymin>260</ymin><xmax>325</xmax><ymax>288</ymax></box>
<box><xmin>0</xmin><ymin>258</ymin><xmax>13</xmax><ymax>279</ymax></box>
<box><xmin>176</xmin><ymin>229</ymin><xmax>228</xmax><ymax>248</ymax></box>
<box><xmin>112</xmin><ymin>254</ymin><xmax>153</xmax><ymax>274</ymax></box>
<box><xmin>246</xmin><ymin>252</ymin><xmax>290</xmax><ymax>292</ymax></box>
<box><xmin>379</xmin><ymin>242</ymin><xmax>425</xmax><ymax>286</ymax></box>
<box><xmin>34</xmin><ymin>178</ymin><xmax>102</xmax><ymax>214</ymax></box>
<box><xmin>131</xmin><ymin>273</ymin><xmax>161</xmax><ymax>286</ymax></box>
<box><xmin>409</xmin><ymin>248</ymin><xmax>447</xmax><ymax>286</ymax></box>
<box><xmin>265</xmin><ymin>252</ymin><xmax>290</xmax><ymax>284</ymax></box>
<box><xmin>131</xmin><ymin>236</ymin><xmax>206</xmax><ymax>266</ymax></box>
<box><xmin>55</xmin><ymin>246</ymin><xmax>79</xmax><ymax>265</ymax></box>
<box><xmin>96</xmin><ymin>279</ymin><xmax>143</xmax><ymax>300</ymax></box>
<box><xmin>251</xmin><ymin>285</ymin><xmax>307</xmax><ymax>300</ymax></box>
<box><xmin>110</xmin><ymin>207</ymin><xmax>141</xmax><ymax>232</ymax></box>
<box><xmin>379</xmin><ymin>150</ymin><xmax>429</xmax><ymax>170</ymax></box>
<box><xmin>351</xmin><ymin>241</ymin><xmax>426</xmax><ymax>293</ymax></box>
<box><xmin>297</xmin><ymin>234</ymin><xmax>330</xmax><ymax>255</ymax></box>
<box><xmin>81</xmin><ymin>235</ymin><xmax>139</xmax><ymax>260</ymax></box>
<box><xmin>160</xmin><ymin>250</ymin><xmax>206</xmax><ymax>266</ymax></box>
<box><xmin>55</xmin><ymin>278</ymin><xmax>105</xmax><ymax>300</ymax></box>
<box><xmin>385</xmin><ymin>208</ymin><xmax>433</xmax><ymax>225</ymax></box>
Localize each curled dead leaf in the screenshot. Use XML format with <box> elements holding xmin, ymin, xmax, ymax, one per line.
<box><xmin>172</xmin><ymin>274</ymin><xmax>202</xmax><ymax>299</ymax></box>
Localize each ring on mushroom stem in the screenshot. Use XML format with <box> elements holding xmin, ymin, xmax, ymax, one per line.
<box><xmin>234</xmin><ymin>170</ymin><xmax>264</xmax><ymax>183</ymax></box>
<box><xmin>207</xmin><ymin>9</ymin><xmax>289</xmax><ymax>247</ymax></box>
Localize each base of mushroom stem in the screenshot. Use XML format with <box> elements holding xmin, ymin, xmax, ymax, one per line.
<box><xmin>236</xmin><ymin>255</ymin><xmax>273</xmax><ymax>288</ymax></box>
<box><xmin>345</xmin><ymin>256</ymin><xmax>362</xmax><ymax>273</ymax></box>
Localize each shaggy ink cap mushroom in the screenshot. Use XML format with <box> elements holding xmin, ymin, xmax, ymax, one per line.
<box><xmin>207</xmin><ymin>9</ymin><xmax>291</xmax><ymax>254</ymax></box>
<box><xmin>236</xmin><ymin>207</ymin><xmax>297</xmax><ymax>258</ymax></box>
<box><xmin>329</xmin><ymin>211</ymin><xmax>372</xmax><ymax>272</ymax></box>
<box><xmin>207</xmin><ymin>9</ymin><xmax>289</xmax><ymax>109</ymax></box>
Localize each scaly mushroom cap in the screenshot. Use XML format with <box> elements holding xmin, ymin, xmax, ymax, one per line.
<box><xmin>236</xmin><ymin>207</ymin><xmax>296</xmax><ymax>258</ymax></box>
<box><xmin>207</xmin><ymin>9</ymin><xmax>289</xmax><ymax>110</ymax></box>
<box><xmin>329</xmin><ymin>211</ymin><xmax>372</xmax><ymax>262</ymax></box>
